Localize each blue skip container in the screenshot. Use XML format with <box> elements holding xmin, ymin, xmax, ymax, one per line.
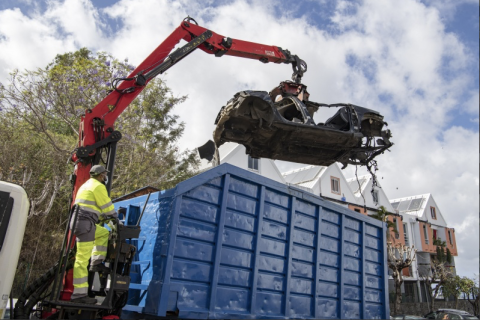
<box><xmin>114</xmin><ymin>163</ymin><xmax>389</xmax><ymax>319</ymax></box>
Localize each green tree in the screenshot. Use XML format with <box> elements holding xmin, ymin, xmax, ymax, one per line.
<box><xmin>0</xmin><ymin>48</ymin><xmax>199</xmax><ymax>296</ymax></box>
<box><xmin>461</xmin><ymin>277</ymin><xmax>480</xmax><ymax>316</ymax></box>
<box><xmin>442</xmin><ymin>275</ymin><xmax>469</xmax><ymax>309</ymax></box>
<box><xmin>446</xmin><ymin>249</ymin><xmax>452</xmax><ymax>265</ymax></box>
<box><xmin>433</xmin><ymin>238</ymin><xmax>452</xmax><ymax>264</ymax></box>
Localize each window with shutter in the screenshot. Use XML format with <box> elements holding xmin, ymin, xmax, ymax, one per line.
<box><xmin>330</xmin><ymin>176</ymin><xmax>340</xmax><ymax>194</ymax></box>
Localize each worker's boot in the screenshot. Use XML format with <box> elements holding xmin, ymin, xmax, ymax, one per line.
<box><xmin>89</xmin><ymin>263</ymin><xmax>110</xmax><ymax>274</ymax></box>
<box><xmin>70</xmin><ymin>296</ymin><xmax>97</xmax><ymax>304</ymax></box>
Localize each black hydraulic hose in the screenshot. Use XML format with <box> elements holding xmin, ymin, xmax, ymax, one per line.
<box><xmin>23</xmin><ymin>277</ymin><xmax>54</xmax><ymax>318</ymax></box>
<box><xmin>14</xmin><ymin>255</ymin><xmax>74</xmax><ymax>319</ymax></box>
<box><xmin>50</xmin><ymin>205</ymin><xmax>78</xmax><ymax>302</ymax></box>
<box><xmin>14</xmin><ymin>263</ymin><xmax>57</xmax><ymax>319</ymax></box>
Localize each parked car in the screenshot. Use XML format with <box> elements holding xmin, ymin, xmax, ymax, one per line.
<box><xmin>424</xmin><ymin>309</ymin><xmax>478</xmax><ymax>319</ymax></box>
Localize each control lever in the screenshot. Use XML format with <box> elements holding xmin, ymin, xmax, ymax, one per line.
<box><xmin>136</xmin><ymin>192</ymin><xmax>151</xmax><ymax>227</ymax></box>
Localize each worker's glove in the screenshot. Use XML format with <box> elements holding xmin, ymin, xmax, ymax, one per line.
<box><xmin>111</xmin><ymin>215</ymin><xmax>123</xmax><ymax>226</ymax></box>
<box><xmin>107</xmin><ymin>217</ymin><xmax>121</xmax><ymax>234</ymax></box>
<box><xmin>107</xmin><ymin>219</ymin><xmax>116</xmax><ymax>230</ymax></box>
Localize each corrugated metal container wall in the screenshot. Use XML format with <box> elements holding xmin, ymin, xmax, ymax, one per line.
<box><xmin>114</xmin><ymin>164</ymin><xmax>389</xmax><ymax>319</ymax></box>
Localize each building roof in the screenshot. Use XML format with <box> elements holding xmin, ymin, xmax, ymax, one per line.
<box><xmin>218</xmin><ymin>142</ymin><xmax>239</xmax><ymax>161</ymax></box>
<box><xmin>282</xmin><ymin>165</ymin><xmax>326</xmax><ymax>184</ymax></box>
<box><xmin>269</xmin><ymin>159</ymin><xmax>287</xmax><ymax>184</ymax></box>
<box><xmin>389</xmin><ymin>193</ymin><xmax>430</xmax><ymax>217</ymax></box>
<box><xmin>197</xmin><ymin>142</ymin><xmax>239</xmax><ymax>172</ymax></box>
<box><xmin>296</xmin><ymin>179</ymin><xmax>318</xmax><ymax>190</ymax></box>
<box><xmin>346</xmin><ymin>175</ymin><xmax>369</xmax><ymax>195</ymax></box>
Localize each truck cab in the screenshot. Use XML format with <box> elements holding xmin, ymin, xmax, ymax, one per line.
<box><xmin>0</xmin><ymin>182</ymin><xmax>29</xmax><ymax>319</ymax></box>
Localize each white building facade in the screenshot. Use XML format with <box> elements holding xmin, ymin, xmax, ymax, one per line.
<box><xmin>201</xmin><ymin>147</ymin><xmax>458</xmax><ymax>303</ymax></box>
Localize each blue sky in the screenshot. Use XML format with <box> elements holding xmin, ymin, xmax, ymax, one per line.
<box><xmin>0</xmin><ymin>0</ymin><xmax>478</xmax><ymax>279</ymax></box>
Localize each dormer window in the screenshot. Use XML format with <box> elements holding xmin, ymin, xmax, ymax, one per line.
<box><xmin>331</xmin><ymin>176</ymin><xmax>340</xmax><ymax>194</ymax></box>
<box><xmin>430</xmin><ymin>207</ymin><xmax>437</xmax><ymax>220</ymax></box>
<box><xmin>248</xmin><ymin>156</ymin><xmax>259</xmax><ymax>171</ymax></box>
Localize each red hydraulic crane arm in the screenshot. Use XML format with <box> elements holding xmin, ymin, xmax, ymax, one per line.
<box><xmin>70</xmin><ymin>17</ymin><xmax>307</xmax><ymax>203</ymax></box>
<box><xmin>187</xmin><ymin>22</ymin><xmax>300</xmax><ymax>63</ymax></box>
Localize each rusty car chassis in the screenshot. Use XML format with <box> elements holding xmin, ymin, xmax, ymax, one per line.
<box><xmin>212</xmin><ymin>81</ymin><xmax>393</xmax><ymax>168</ymax></box>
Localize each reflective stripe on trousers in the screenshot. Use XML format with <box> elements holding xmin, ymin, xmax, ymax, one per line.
<box><xmin>73</xmin><ymin>224</ymin><xmax>109</xmax><ymax>297</ymax></box>
<box><xmin>91</xmin><ymin>227</ymin><xmax>109</xmax><ymax>265</ymax></box>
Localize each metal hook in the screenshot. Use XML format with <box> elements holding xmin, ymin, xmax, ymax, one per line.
<box><xmin>183</xmin><ymin>16</ymin><xmax>198</xmax><ymax>25</ymax></box>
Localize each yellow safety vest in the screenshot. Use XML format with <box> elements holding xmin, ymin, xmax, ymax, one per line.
<box><xmin>75</xmin><ymin>178</ymin><xmax>115</xmax><ymax>221</ymax></box>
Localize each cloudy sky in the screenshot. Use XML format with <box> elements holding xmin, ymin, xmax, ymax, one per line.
<box><xmin>0</xmin><ymin>0</ymin><xmax>478</xmax><ymax>278</ymax></box>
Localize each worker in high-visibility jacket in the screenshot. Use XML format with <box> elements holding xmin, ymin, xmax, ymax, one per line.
<box><xmin>70</xmin><ymin>165</ymin><xmax>116</xmax><ymax>304</ymax></box>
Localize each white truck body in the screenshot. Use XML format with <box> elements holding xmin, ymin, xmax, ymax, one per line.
<box><xmin>0</xmin><ymin>181</ymin><xmax>29</xmax><ymax>319</ymax></box>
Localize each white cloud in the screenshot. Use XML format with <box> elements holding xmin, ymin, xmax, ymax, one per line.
<box><xmin>423</xmin><ymin>0</ymin><xmax>479</xmax><ymax>21</ymax></box>
<box><xmin>43</xmin><ymin>0</ymin><xmax>107</xmax><ymax>48</ymax></box>
<box><xmin>0</xmin><ymin>7</ymin><xmax>74</xmax><ymax>78</ymax></box>
<box><xmin>465</xmin><ymin>90</ymin><xmax>480</xmax><ymax>115</ymax></box>
<box><xmin>0</xmin><ymin>0</ymin><xmax>478</xmax><ymax>277</ymax></box>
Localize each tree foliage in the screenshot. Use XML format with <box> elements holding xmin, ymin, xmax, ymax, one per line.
<box><xmin>0</xmin><ymin>48</ymin><xmax>199</xmax><ymax>296</ymax></box>
<box><xmin>460</xmin><ymin>277</ymin><xmax>480</xmax><ymax>316</ymax></box>
<box><xmin>433</xmin><ymin>238</ymin><xmax>452</xmax><ymax>264</ymax></box>
<box><xmin>442</xmin><ymin>275</ymin><xmax>472</xmax><ymax>309</ymax></box>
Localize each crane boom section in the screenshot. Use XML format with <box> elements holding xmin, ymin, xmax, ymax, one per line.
<box><xmin>72</xmin><ymin>18</ymin><xmax>305</xmax><ymax>204</ymax></box>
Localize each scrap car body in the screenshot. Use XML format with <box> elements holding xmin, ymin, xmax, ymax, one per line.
<box><xmin>213</xmin><ymin>81</ymin><xmax>393</xmax><ymax>168</ymax></box>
